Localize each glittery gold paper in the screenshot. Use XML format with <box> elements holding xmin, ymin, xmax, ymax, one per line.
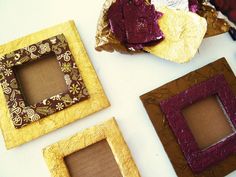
<box><xmin>95</xmin><ymin>1</ymin><xmax>207</xmax><ymax>63</ymax></box>
<box><xmin>144</xmin><ymin>7</ymin><xmax>207</xmax><ymax>63</ymax></box>
<box><xmin>43</xmin><ymin>118</ymin><xmax>141</xmax><ymax>177</ymax></box>
<box><xmin>0</xmin><ymin>21</ymin><xmax>110</xmax><ymax>149</ymax></box>
<box><xmin>95</xmin><ymin>0</ymin><xmax>129</xmax><ymax>53</ymax></box>
<box><xmin>198</xmin><ymin>4</ymin><xmax>230</xmax><ymax>37</ymax></box>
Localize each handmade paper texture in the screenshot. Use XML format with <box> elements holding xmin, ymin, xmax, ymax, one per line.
<box><xmin>14</xmin><ymin>53</ymin><xmax>68</xmax><ymax>105</ymax></box>
<box><xmin>144</xmin><ymin>7</ymin><xmax>207</xmax><ymax>63</ymax></box>
<box><xmin>0</xmin><ymin>21</ymin><xmax>110</xmax><ymax>149</ymax></box>
<box><xmin>140</xmin><ymin>58</ymin><xmax>236</xmax><ymax>177</ymax></box>
<box><xmin>43</xmin><ymin>118</ymin><xmax>140</xmax><ymax>177</ymax></box>
<box><xmin>159</xmin><ymin>74</ymin><xmax>236</xmax><ymax>172</ymax></box>
<box><xmin>64</xmin><ymin>140</ymin><xmax>123</xmax><ymax>177</ymax></box>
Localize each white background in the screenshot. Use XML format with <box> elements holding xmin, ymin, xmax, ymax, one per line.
<box><xmin>0</xmin><ymin>0</ymin><xmax>235</xmax><ymax>177</ymax></box>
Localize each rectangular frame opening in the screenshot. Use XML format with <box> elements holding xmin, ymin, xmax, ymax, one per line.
<box><xmin>64</xmin><ymin>140</ymin><xmax>123</xmax><ymax>177</ymax></box>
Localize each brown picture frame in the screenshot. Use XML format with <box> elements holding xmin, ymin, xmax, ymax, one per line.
<box><xmin>140</xmin><ymin>58</ymin><xmax>236</xmax><ymax>177</ymax></box>
<box><xmin>0</xmin><ymin>34</ymin><xmax>89</xmax><ymax>129</ymax></box>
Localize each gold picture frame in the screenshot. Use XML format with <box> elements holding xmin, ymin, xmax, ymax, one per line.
<box><xmin>43</xmin><ymin>118</ymin><xmax>140</xmax><ymax>177</ymax></box>
<box><xmin>0</xmin><ymin>20</ymin><xmax>110</xmax><ymax>149</ymax></box>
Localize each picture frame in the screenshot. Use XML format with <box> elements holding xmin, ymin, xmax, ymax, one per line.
<box><xmin>43</xmin><ymin>118</ymin><xmax>140</xmax><ymax>177</ymax></box>
<box><xmin>140</xmin><ymin>58</ymin><xmax>236</xmax><ymax>177</ymax></box>
<box><xmin>0</xmin><ymin>34</ymin><xmax>89</xmax><ymax>129</ymax></box>
<box><xmin>160</xmin><ymin>74</ymin><xmax>236</xmax><ymax>172</ymax></box>
<box><xmin>0</xmin><ymin>21</ymin><xmax>110</xmax><ymax>149</ymax></box>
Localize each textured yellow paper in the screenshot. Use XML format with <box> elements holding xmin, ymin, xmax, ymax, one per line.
<box><xmin>43</xmin><ymin>118</ymin><xmax>140</xmax><ymax>177</ymax></box>
<box><xmin>144</xmin><ymin>7</ymin><xmax>207</xmax><ymax>63</ymax></box>
<box><xmin>0</xmin><ymin>21</ymin><xmax>110</xmax><ymax>149</ymax></box>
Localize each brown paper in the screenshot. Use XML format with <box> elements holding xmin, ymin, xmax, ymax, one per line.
<box><xmin>14</xmin><ymin>53</ymin><xmax>68</xmax><ymax>105</ymax></box>
<box><xmin>182</xmin><ymin>95</ymin><xmax>234</xmax><ymax>149</ymax></box>
<box><xmin>198</xmin><ymin>4</ymin><xmax>230</xmax><ymax>37</ymax></box>
<box><xmin>64</xmin><ymin>140</ymin><xmax>123</xmax><ymax>177</ymax></box>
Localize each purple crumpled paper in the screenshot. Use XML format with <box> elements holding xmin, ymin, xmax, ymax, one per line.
<box><xmin>108</xmin><ymin>0</ymin><xmax>164</xmax><ymax>51</ymax></box>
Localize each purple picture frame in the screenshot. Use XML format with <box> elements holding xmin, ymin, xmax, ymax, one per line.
<box><xmin>160</xmin><ymin>74</ymin><xmax>236</xmax><ymax>172</ymax></box>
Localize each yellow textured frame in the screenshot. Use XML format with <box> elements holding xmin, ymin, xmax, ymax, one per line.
<box><xmin>43</xmin><ymin>118</ymin><xmax>140</xmax><ymax>177</ymax></box>
<box><xmin>0</xmin><ymin>20</ymin><xmax>110</xmax><ymax>149</ymax></box>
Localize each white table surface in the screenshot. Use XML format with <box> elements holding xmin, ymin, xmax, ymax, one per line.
<box><xmin>0</xmin><ymin>0</ymin><xmax>235</xmax><ymax>177</ymax></box>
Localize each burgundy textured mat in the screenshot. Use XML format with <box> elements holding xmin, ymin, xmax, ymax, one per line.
<box><xmin>140</xmin><ymin>58</ymin><xmax>236</xmax><ymax>177</ymax></box>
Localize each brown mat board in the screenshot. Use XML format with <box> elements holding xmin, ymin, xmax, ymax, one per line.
<box><xmin>182</xmin><ymin>95</ymin><xmax>234</xmax><ymax>150</ymax></box>
<box><xmin>14</xmin><ymin>53</ymin><xmax>68</xmax><ymax>105</ymax></box>
<box><xmin>140</xmin><ymin>58</ymin><xmax>236</xmax><ymax>177</ymax></box>
<box><xmin>64</xmin><ymin>140</ymin><xmax>123</xmax><ymax>177</ymax></box>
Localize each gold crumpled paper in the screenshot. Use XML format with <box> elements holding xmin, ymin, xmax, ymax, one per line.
<box><xmin>95</xmin><ymin>1</ymin><xmax>207</xmax><ymax>63</ymax></box>
<box><xmin>144</xmin><ymin>7</ymin><xmax>207</xmax><ymax>63</ymax></box>
<box><xmin>197</xmin><ymin>4</ymin><xmax>230</xmax><ymax>37</ymax></box>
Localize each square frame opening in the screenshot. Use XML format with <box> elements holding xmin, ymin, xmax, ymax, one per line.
<box><xmin>182</xmin><ymin>95</ymin><xmax>235</xmax><ymax>149</ymax></box>
<box><xmin>13</xmin><ymin>52</ymin><xmax>68</xmax><ymax>106</ymax></box>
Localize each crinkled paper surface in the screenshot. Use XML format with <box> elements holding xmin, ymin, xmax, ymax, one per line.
<box><xmin>144</xmin><ymin>7</ymin><xmax>207</xmax><ymax>63</ymax></box>
<box><xmin>95</xmin><ymin>0</ymin><xmax>131</xmax><ymax>53</ymax></box>
<box><xmin>96</xmin><ymin>1</ymin><xmax>207</xmax><ymax>62</ymax></box>
<box><xmin>43</xmin><ymin>118</ymin><xmax>140</xmax><ymax>177</ymax></box>
<box><xmin>0</xmin><ymin>20</ymin><xmax>110</xmax><ymax>149</ymax></box>
<box><xmin>198</xmin><ymin>4</ymin><xmax>230</xmax><ymax>37</ymax></box>
<box><xmin>140</xmin><ymin>58</ymin><xmax>236</xmax><ymax>177</ymax></box>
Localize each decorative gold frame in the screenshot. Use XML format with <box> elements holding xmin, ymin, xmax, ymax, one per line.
<box><xmin>43</xmin><ymin>118</ymin><xmax>140</xmax><ymax>177</ymax></box>
<box><xmin>0</xmin><ymin>21</ymin><xmax>110</xmax><ymax>149</ymax></box>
